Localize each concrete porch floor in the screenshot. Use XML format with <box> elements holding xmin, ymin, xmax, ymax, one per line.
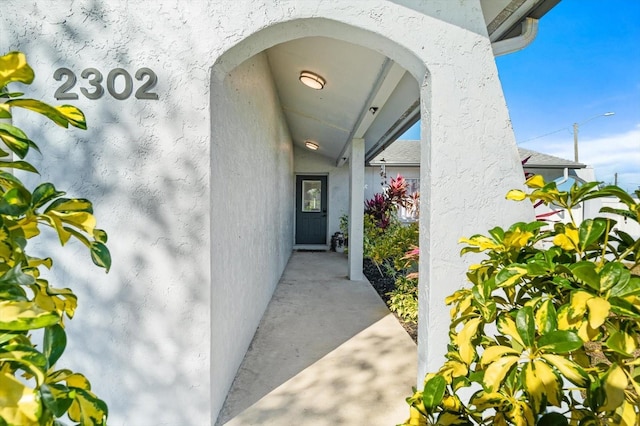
<box><xmin>216</xmin><ymin>251</ymin><xmax>417</xmax><ymax>425</ymax></box>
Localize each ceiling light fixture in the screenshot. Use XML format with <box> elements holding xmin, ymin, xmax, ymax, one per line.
<box><xmin>299</xmin><ymin>71</ymin><xmax>325</xmax><ymax>90</ymax></box>
<box><xmin>305</xmin><ymin>140</ymin><xmax>319</xmax><ymax>150</ymax></box>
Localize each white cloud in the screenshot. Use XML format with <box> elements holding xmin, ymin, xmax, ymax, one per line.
<box><xmin>521</xmin><ymin>124</ymin><xmax>640</xmax><ymax>191</ymax></box>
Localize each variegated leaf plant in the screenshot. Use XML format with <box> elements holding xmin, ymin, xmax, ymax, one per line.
<box><xmin>0</xmin><ymin>52</ymin><xmax>110</xmax><ymax>426</ymax></box>
<box><xmin>401</xmin><ymin>175</ymin><xmax>640</xmax><ymax>426</ymax></box>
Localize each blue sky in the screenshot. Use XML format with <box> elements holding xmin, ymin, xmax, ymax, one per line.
<box><xmin>402</xmin><ymin>0</ymin><xmax>640</xmax><ymax>192</ymax></box>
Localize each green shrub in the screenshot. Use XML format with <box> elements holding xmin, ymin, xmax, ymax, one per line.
<box><xmin>388</xmin><ymin>274</ymin><xmax>418</xmax><ymax>324</ymax></box>
<box><xmin>364</xmin><ymin>215</ymin><xmax>418</xmax><ymax>275</ymax></box>
<box><xmin>401</xmin><ymin>176</ymin><xmax>640</xmax><ymax>426</ymax></box>
<box><xmin>0</xmin><ymin>52</ymin><xmax>110</xmax><ymax>425</ymax></box>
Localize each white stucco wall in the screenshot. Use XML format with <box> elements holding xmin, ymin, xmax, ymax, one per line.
<box><xmin>2</xmin><ymin>3</ymin><xmax>216</xmax><ymax>425</ymax></box>
<box><xmin>2</xmin><ymin>1</ymin><xmax>535</xmax><ymax>424</ymax></box>
<box><xmin>211</xmin><ymin>52</ymin><xmax>294</xmax><ymax>420</ymax></box>
<box><xmin>294</xmin><ymin>147</ymin><xmax>350</xmax><ymax>240</ymax></box>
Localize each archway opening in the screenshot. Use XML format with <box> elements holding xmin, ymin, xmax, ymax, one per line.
<box><xmin>210</xmin><ymin>17</ymin><xmax>427</xmax><ymax>422</ymax></box>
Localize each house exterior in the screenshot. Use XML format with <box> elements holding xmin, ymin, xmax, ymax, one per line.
<box><xmin>1</xmin><ymin>1</ymin><xmax>561</xmax><ymax>424</ymax></box>
<box><xmin>366</xmin><ymin>140</ymin><xmax>596</xmax><ymax>202</ymax></box>
<box><xmin>368</xmin><ymin>140</ymin><xmax>640</xmax><ymax>237</ymax></box>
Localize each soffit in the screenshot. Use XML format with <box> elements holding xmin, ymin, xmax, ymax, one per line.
<box><xmin>263</xmin><ymin>1</ymin><xmax>561</xmax><ymax>166</ymax></box>
<box><xmin>266</xmin><ymin>36</ymin><xmax>419</xmax><ymax>165</ymax></box>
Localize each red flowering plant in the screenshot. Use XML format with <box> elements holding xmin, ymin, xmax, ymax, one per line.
<box><xmin>365</xmin><ymin>174</ymin><xmax>413</xmax><ymax>229</ymax></box>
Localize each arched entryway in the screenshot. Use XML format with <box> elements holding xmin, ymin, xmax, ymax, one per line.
<box><xmin>210</xmin><ymin>18</ymin><xmax>427</xmax><ymax>420</ymax></box>
<box><xmin>210</xmin><ymin>7</ymin><xmax>532</xmax><ymax>422</ymax></box>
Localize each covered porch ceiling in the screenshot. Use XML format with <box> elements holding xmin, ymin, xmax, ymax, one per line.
<box><xmin>264</xmin><ymin>0</ymin><xmax>560</xmax><ymax>166</ymax></box>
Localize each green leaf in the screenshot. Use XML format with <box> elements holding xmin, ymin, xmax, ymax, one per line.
<box><xmin>599</xmin><ymin>262</ymin><xmax>629</xmax><ymax>293</ymax></box>
<box><xmin>56</xmin><ymin>105</ymin><xmax>87</xmax><ymax>130</ymax></box>
<box><xmin>0</xmin><ymin>170</ymin><xmax>28</xmax><ymax>192</ymax></box>
<box><xmin>496</xmin><ymin>264</ymin><xmax>527</xmax><ymax>287</ymax></box>
<box><xmin>90</xmin><ymin>242</ymin><xmax>111</xmax><ymax>272</ymax></box>
<box><xmin>609</xmin><ymin>297</ymin><xmax>640</xmax><ymax>318</ymax></box>
<box><xmin>0</xmin><ymin>300</ymin><xmax>60</xmax><ymax>331</ymax></box>
<box><xmin>0</xmin><ymin>344</ymin><xmax>47</xmax><ymax>385</ymax></box>
<box><xmin>526</xmin><ymin>261</ymin><xmax>549</xmax><ymax>277</ymax></box>
<box><xmin>0</xmin><ymin>91</ymin><xmax>25</xmax><ymax>99</ymax></box>
<box><xmin>0</xmin><ymin>123</ymin><xmax>31</xmax><ymax>158</ymax></box>
<box><xmin>0</xmin><ymin>187</ymin><xmax>31</xmax><ymax>216</ymax></box>
<box><xmin>541</xmin><ymin>354</ymin><xmax>589</xmax><ymax>386</ymax></box>
<box><xmin>5</xmin><ymin>99</ymin><xmax>83</xmax><ymax>129</ymax></box>
<box><xmin>535</xmin><ymin>299</ymin><xmax>557</xmax><ymax>335</ymax></box>
<box><xmin>587</xmin><ymin>185</ymin><xmax>636</xmax><ymax>205</ymax></box>
<box><xmin>45</xmin><ymin>198</ymin><xmax>93</xmax><ymax>214</ymax></box>
<box><xmin>32</xmin><ymin>183</ymin><xmax>65</xmax><ymax>209</ymax></box>
<box><xmin>537</xmin><ymin>330</ymin><xmax>582</xmax><ymax>353</ymax></box>
<box><xmin>39</xmin><ymin>212</ymin><xmax>72</xmax><ymax>245</ymax></box>
<box><xmin>0</xmin><ymin>372</ymin><xmax>40</xmax><ymax>424</ymax></box>
<box><xmin>0</xmin><ymin>263</ymin><xmax>36</xmax><ymax>286</ymax></box>
<box><xmin>93</xmin><ymin>229</ymin><xmax>108</xmax><ymax>244</ymax></box>
<box><xmin>610</xmin><ymin>275</ymin><xmax>640</xmax><ymax>298</ymax></box>
<box><xmin>605</xmin><ymin>331</ymin><xmax>636</xmax><ymax>357</ymax></box>
<box><xmin>587</xmin><ymin>376</ymin><xmax>606</xmax><ymax>411</ymax></box>
<box><xmin>68</xmin><ymin>388</ymin><xmax>108</xmax><ymax>425</ymax></box>
<box><xmin>0</xmin><ymin>332</ymin><xmax>21</xmax><ymax>345</ymax></box>
<box><xmin>0</xmin><ymin>160</ymin><xmax>38</xmax><ymax>173</ymax></box>
<box><xmin>42</xmin><ymin>383</ymin><xmax>74</xmax><ymax>418</ymax></box>
<box><xmin>488</xmin><ymin>226</ymin><xmax>504</xmax><ymax>243</ymax></box>
<box><xmin>537</xmin><ymin>412</ymin><xmax>569</xmax><ymax>426</ymax></box>
<box><xmin>43</xmin><ymin>324</ymin><xmax>67</xmax><ymax>369</ymax></box>
<box><xmin>524</xmin><ymin>221</ymin><xmax>547</xmax><ymax>232</ymax></box>
<box><xmin>422</xmin><ymin>375</ymin><xmax>446</xmax><ymax>410</ymax></box>
<box><xmin>570</xmin><ymin>262</ymin><xmax>600</xmax><ymax>291</ymax></box>
<box><xmin>0</xmin><ymin>284</ymin><xmax>28</xmax><ymax>302</ymax></box>
<box><xmin>516</xmin><ymin>306</ymin><xmax>535</xmax><ymax>348</ymax></box>
<box><xmin>0</xmin><ymin>52</ymin><xmax>34</xmax><ymax>88</ymax></box>
<box><xmin>6</xmin><ymin>99</ymin><xmax>64</xmax><ymax>125</ymax></box>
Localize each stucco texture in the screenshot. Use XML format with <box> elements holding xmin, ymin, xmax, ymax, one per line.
<box><xmin>211</xmin><ymin>51</ymin><xmax>294</xmax><ymax>422</ymax></box>
<box><xmin>1</xmin><ymin>1</ymin><xmax>533</xmax><ymax>424</ymax></box>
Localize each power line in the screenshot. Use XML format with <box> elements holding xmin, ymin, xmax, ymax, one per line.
<box><xmin>517</xmin><ymin>127</ymin><xmax>571</xmax><ymax>144</ymax></box>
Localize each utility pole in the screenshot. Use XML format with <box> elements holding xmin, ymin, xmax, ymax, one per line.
<box><xmin>572</xmin><ymin>112</ymin><xmax>615</xmax><ymax>163</ymax></box>
<box><xmin>573</xmin><ymin>122</ymin><xmax>579</xmax><ymax>162</ymax></box>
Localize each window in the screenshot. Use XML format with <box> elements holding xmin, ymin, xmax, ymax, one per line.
<box><xmin>405</xmin><ymin>178</ymin><xmax>419</xmax><ymax>195</ymax></box>
<box><xmin>302</xmin><ymin>180</ymin><xmax>322</xmax><ymax>212</ymax></box>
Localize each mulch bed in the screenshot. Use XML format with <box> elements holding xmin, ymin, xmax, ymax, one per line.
<box><xmin>363</xmin><ymin>259</ymin><xmax>418</xmax><ymax>343</ymax></box>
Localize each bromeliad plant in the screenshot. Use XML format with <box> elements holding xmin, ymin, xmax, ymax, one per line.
<box><xmin>0</xmin><ymin>52</ymin><xmax>110</xmax><ymax>425</ymax></box>
<box><xmin>402</xmin><ymin>175</ymin><xmax>640</xmax><ymax>426</ymax></box>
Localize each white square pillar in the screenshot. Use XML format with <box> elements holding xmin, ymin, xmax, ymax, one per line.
<box><xmin>348</xmin><ymin>138</ymin><xmax>365</xmax><ymax>281</ymax></box>
<box><xmin>417</xmin><ymin>61</ymin><xmax>534</xmax><ymax>383</ymax></box>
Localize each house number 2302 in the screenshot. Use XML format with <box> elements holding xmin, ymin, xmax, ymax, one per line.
<box><xmin>54</xmin><ymin>67</ymin><xmax>159</xmax><ymax>100</ymax></box>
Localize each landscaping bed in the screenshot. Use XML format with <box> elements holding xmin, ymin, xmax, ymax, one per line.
<box><xmin>363</xmin><ymin>259</ymin><xmax>418</xmax><ymax>343</ymax></box>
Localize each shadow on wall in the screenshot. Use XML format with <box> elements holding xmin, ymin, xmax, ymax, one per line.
<box><xmin>9</xmin><ymin>3</ymin><xmax>212</xmax><ymax>424</ymax></box>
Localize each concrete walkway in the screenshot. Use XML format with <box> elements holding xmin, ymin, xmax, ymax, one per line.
<box><xmin>216</xmin><ymin>251</ymin><xmax>417</xmax><ymax>426</ymax></box>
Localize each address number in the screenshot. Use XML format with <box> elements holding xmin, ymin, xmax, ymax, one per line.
<box><xmin>54</xmin><ymin>67</ymin><xmax>159</xmax><ymax>100</ymax></box>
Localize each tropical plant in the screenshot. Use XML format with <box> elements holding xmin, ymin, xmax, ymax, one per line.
<box><xmin>365</xmin><ymin>174</ymin><xmax>414</xmax><ymax>229</ymax></box>
<box><xmin>386</xmin><ymin>246</ymin><xmax>420</xmax><ymax>323</ymax></box>
<box><xmin>0</xmin><ymin>52</ymin><xmax>110</xmax><ymax>425</ymax></box>
<box><xmin>401</xmin><ymin>175</ymin><xmax>640</xmax><ymax>426</ymax></box>
<box><xmin>387</xmin><ymin>274</ymin><xmax>418</xmax><ymax>323</ymax></box>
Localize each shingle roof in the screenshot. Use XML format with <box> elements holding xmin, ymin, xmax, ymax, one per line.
<box><xmin>369</xmin><ymin>140</ymin><xmax>586</xmax><ymax>169</ymax></box>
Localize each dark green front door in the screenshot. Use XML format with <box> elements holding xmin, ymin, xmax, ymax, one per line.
<box><xmin>295</xmin><ymin>175</ymin><xmax>328</xmax><ymax>244</ymax></box>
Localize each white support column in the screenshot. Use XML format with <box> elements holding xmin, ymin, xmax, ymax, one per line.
<box><xmin>417</xmin><ymin>60</ymin><xmax>534</xmax><ymax>382</ymax></box>
<box><xmin>348</xmin><ymin>138</ymin><xmax>365</xmax><ymax>281</ymax></box>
